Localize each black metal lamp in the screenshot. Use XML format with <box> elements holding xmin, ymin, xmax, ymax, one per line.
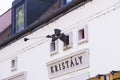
<box><xmin>46</xmin><ymin>29</ymin><xmax>69</xmax><ymax>44</ymax></box>
<box><xmin>24</xmin><ymin>29</ymin><xmax>69</xmax><ymax>45</ymax></box>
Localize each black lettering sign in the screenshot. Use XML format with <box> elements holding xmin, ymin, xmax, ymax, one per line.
<box><xmin>55</xmin><ymin>65</ymin><xmax>58</xmax><ymax>72</ymax></box>
<box><xmin>70</xmin><ymin>57</ymin><xmax>75</xmax><ymax>67</ymax></box>
<box><xmin>58</xmin><ymin>63</ymin><xmax>61</xmax><ymax>71</ymax></box>
<box><xmin>50</xmin><ymin>66</ymin><xmax>54</xmax><ymax>73</ymax></box>
<box><xmin>75</xmin><ymin>57</ymin><xmax>79</xmax><ymax>65</ymax></box>
<box><xmin>49</xmin><ymin>55</ymin><xmax>85</xmax><ymax>74</ymax></box>
<box><xmin>65</xmin><ymin>61</ymin><xmax>69</xmax><ymax>68</ymax></box>
<box><xmin>62</xmin><ymin>62</ymin><xmax>65</xmax><ymax>69</ymax></box>
<box><xmin>78</xmin><ymin>56</ymin><xmax>82</xmax><ymax>64</ymax></box>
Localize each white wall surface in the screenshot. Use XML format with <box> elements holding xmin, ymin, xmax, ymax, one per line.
<box><xmin>89</xmin><ymin>4</ymin><xmax>120</xmax><ymax>77</ymax></box>
<box><xmin>0</xmin><ymin>0</ymin><xmax>120</xmax><ymax>80</ymax></box>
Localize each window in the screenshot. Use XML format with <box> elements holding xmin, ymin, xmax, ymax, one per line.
<box><xmin>50</xmin><ymin>41</ymin><xmax>58</xmax><ymax>55</ymax></box>
<box><xmin>78</xmin><ymin>25</ymin><xmax>88</xmax><ymax>44</ymax></box>
<box><xmin>63</xmin><ymin>32</ymin><xmax>73</xmax><ymax>50</ymax></box>
<box><xmin>62</xmin><ymin>0</ymin><xmax>73</xmax><ymax>5</ymax></box>
<box><xmin>78</xmin><ymin>29</ymin><xmax>85</xmax><ymax>40</ymax></box>
<box><xmin>66</xmin><ymin>0</ymin><xmax>73</xmax><ymax>3</ymax></box>
<box><xmin>13</xmin><ymin>1</ymin><xmax>25</xmax><ymax>34</ymax></box>
<box><xmin>16</xmin><ymin>4</ymin><xmax>24</xmax><ymax>32</ymax></box>
<box><xmin>11</xmin><ymin>57</ymin><xmax>17</xmax><ymax>71</ymax></box>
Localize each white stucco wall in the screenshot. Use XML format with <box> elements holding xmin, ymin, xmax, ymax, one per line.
<box><xmin>89</xmin><ymin>3</ymin><xmax>120</xmax><ymax>77</ymax></box>
<box><xmin>0</xmin><ymin>0</ymin><xmax>120</xmax><ymax>80</ymax></box>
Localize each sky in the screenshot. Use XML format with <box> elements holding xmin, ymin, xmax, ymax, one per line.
<box><xmin>0</xmin><ymin>0</ymin><xmax>14</xmax><ymax>15</ymax></box>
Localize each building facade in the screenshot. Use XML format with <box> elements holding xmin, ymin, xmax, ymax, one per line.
<box><xmin>0</xmin><ymin>0</ymin><xmax>120</xmax><ymax>80</ymax></box>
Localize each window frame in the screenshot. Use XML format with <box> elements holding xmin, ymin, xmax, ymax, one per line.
<box><xmin>63</xmin><ymin>31</ymin><xmax>73</xmax><ymax>50</ymax></box>
<box><xmin>13</xmin><ymin>1</ymin><xmax>25</xmax><ymax>34</ymax></box>
<box><xmin>77</xmin><ymin>25</ymin><xmax>88</xmax><ymax>44</ymax></box>
<box><xmin>11</xmin><ymin>57</ymin><xmax>17</xmax><ymax>71</ymax></box>
<box><xmin>50</xmin><ymin>40</ymin><xmax>58</xmax><ymax>55</ymax></box>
